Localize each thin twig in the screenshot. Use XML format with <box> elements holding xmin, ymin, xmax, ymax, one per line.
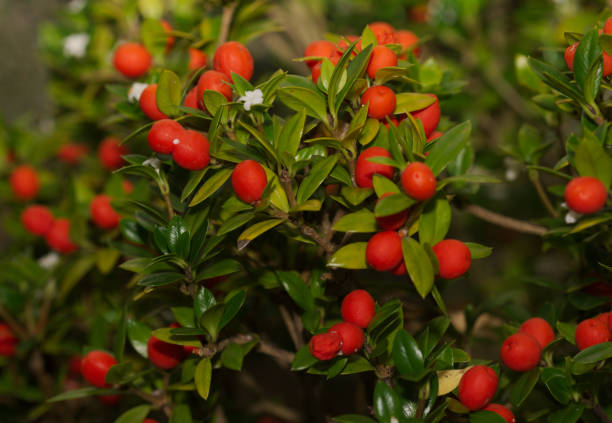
<box><xmin>0</xmin><ymin>305</ymin><xmax>27</xmax><ymax>339</ymax></box>
<box><xmin>257</xmin><ymin>340</ymin><xmax>295</xmax><ymax>366</ymax></box>
<box><xmin>463</xmin><ymin>204</ymin><xmax>548</xmax><ymax>236</ymax></box>
<box><xmin>163</xmin><ymin>192</ymin><xmax>174</xmax><ymax>220</ymax></box>
<box><xmin>34</xmin><ymin>280</ymin><xmax>56</xmax><ymax>337</ymax></box>
<box><xmin>593</xmin><ymin>404</ymin><xmax>612</xmax><ymax>423</ymax></box>
<box><xmin>529</xmin><ymin>170</ymin><xmax>560</xmax><ymax>218</ymax></box>
<box><xmin>280</xmin><ymin>305</ymin><xmax>302</xmax><ymax>349</ymax></box>
<box><xmin>217</xmin><ymin>2</ymin><xmax>238</xmax><ymax>46</ymax></box>
<box><xmin>281</xmin><ymin>170</ymin><xmax>298</xmax><ymax>209</ymax></box>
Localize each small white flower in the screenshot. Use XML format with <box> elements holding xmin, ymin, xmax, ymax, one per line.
<box><xmin>237</xmin><ymin>89</ymin><xmax>264</xmax><ymax>111</ymax></box>
<box><xmin>63</xmin><ymin>33</ymin><xmax>89</xmax><ymax>58</ymax></box>
<box><xmin>565</xmin><ymin>210</ymin><xmax>581</xmax><ymax>224</ymax></box>
<box><xmin>127</xmin><ymin>82</ymin><xmax>148</xmax><ymax>102</ymax></box>
<box><xmin>67</xmin><ymin>0</ymin><xmax>86</xmax><ymax>13</ymax></box>
<box><xmin>38</xmin><ymin>252</ymin><xmax>60</xmax><ymax>269</ymax></box>
<box><xmin>143</xmin><ymin>158</ymin><xmax>161</xmax><ymax>169</ymax></box>
<box><xmin>504</xmin><ymin>157</ymin><xmax>521</xmax><ymax>181</ymax></box>
<box><xmin>561</xmin><ymin>202</ymin><xmax>568</xmax><ymax>209</ymax></box>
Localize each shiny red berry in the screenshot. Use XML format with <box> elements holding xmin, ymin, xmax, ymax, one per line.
<box><xmin>98</xmin><ymin>137</ymin><xmax>127</xmax><ymax>171</ymax></box>
<box><xmin>184</xmin><ymin>87</ymin><xmax>199</xmax><ymax>109</ymax></box>
<box><xmin>232</xmin><ymin>160</ymin><xmax>267</xmax><ymax>204</ymax></box>
<box><xmin>576</xmin><ymin>318</ymin><xmax>610</xmax><ymax>351</ymax></box>
<box><xmin>309</xmin><ymin>332</ymin><xmax>341</xmax><ymax>360</ymax></box>
<box><xmin>361</xmin><ymin>86</ymin><xmax>396</xmax><ymax>119</ymax></box>
<box><xmin>328</xmin><ymin>322</ymin><xmax>364</xmax><ymax>355</ymax></box>
<box><xmin>147</xmin><ymin>334</ymin><xmax>187</xmax><ymax>370</ymax></box>
<box><xmin>519</xmin><ymin>317</ymin><xmax>555</xmax><ymax>349</ymax></box>
<box><xmin>188</xmin><ymin>48</ymin><xmax>207</xmax><ymax>70</ymax></box>
<box><xmin>148</xmin><ymin>119</ymin><xmax>185</xmax><ymax>154</ymax></box>
<box><xmin>367</xmin><ymin>22</ymin><xmax>395</xmax><ymax>45</ymax></box>
<box><xmin>355</xmin><ymin>146</ymin><xmax>395</xmax><ymax>188</ymax></box>
<box><xmin>483</xmin><ymin>404</ymin><xmax>516</xmax><ymax>423</ymax></box>
<box><xmin>411</xmin><ymin>94</ymin><xmax>440</xmax><ymax>137</ymax></box>
<box><xmin>341</xmin><ymin>289</ymin><xmax>376</xmax><ymax>328</ymax></box>
<box><xmin>401</xmin><ymin>162</ymin><xmax>436</xmax><ymax>201</ymax></box>
<box><xmin>90</xmin><ymin>194</ymin><xmax>120</xmax><ymax>229</ymax></box>
<box><xmin>112</xmin><ymin>43</ymin><xmax>152</xmax><ymax>78</ymax></box>
<box><xmin>457</xmin><ymin>365</ymin><xmax>498</xmax><ymax>411</ymax></box>
<box><xmin>501</xmin><ymin>333</ymin><xmax>541</xmax><ymax>372</ymax></box>
<box><xmin>21</xmin><ymin>205</ymin><xmax>54</xmax><ymax>236</ymax></box>
<box><xmin>81</xmin><ymin>350</ymin><xmax>117</xmax><ymax>388</ymax></box>
<box><xmin>564</xmin><ymin>176</ymin><xmax>607</xmax><ymax>214</ymax></box>
<box><xmin>367</xmin><ymin>45</ymin><xmax>397</xmax><ymax>79</ymax></box>
<box><xmin>304</xmin><ymin>40</ymin><xmax>336</xmax><ymax>68</ymax></box>
<box><xmin>10</xmin><ymin>165</ymin><xmax>39</xmax><ymax>200</ymax></box>
<box><xmin>45</xmin><ymin>218</ymin><xmax>78</xmax><ymax>253</ymax></box>
<box><xmin>366</xmin><ymin>231</ymin><xmax>403</xmax><ymax>272</ymax></box>
<box><xmin>172</xmin><ymin>130</ymin><xmax>210</xmax><ymax>171</ymax></box>
<box><xmin>213</xmin><ymin>41</ymin><xmax>254</xmax><ymax>82</ymax></box>
<box><xmin>197</xmin><ymin>70</ymin><xmax>233</xmax><ymax>109</ymax></box>
<box><xmin>432</xmin><ymin>239</ymin><xmax>471</xmax><ymax>279</ymax></box>
<box><xmin>395</xmin><ymin>30</ymin><xmax>420</xmax><ymax>58</ymax></box>
<box><xmin>139</xmin><ymin>84</ymin><xmax>168</xmax><ymax>121</ymax></box>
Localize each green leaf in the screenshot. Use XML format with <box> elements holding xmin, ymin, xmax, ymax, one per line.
<box><xmin>547</xmin><ymin>404</ymin><xmax>584</xmax><ymax>423</ymax></box>
<box><xmin>278</xmin><ymin>109</ymin><xmax>306</xmax><ymax>159</ymax></box>
<box><xmin>341</xmin><ymin>186</ymin><xmax>374</xmax><ymax>206</ymax></box>
<box><xmin>417</xmin><ymin>316</ymin><xmax>450</xmax><ymax>358</ymax></box>
<box><xmin>197</xmin><ymin>259</ymin><xmax>242</xmax><ymax>281</ymax></box>
<box><xmin>217</xmin><ymin>212</ymin><xmax>255</xmax><ymax>235</ymax></box>
<box><xmin>469</xmin><ymin>411</ymin><xmax>507</xmax><ymax>423</ymax></box>
<box><xmin>237</xmin><ymin>219</ymin><xmax>285</xmax><ymax>250</ymax></box>
<box><xmin>189</xmin><ymin>169</ymin><xmax>233</xmax><ymax>206</ymax></box>
<box><xmin>570</xmin><ymin>213</ymin><xmax>612</xmax><ymax>233</ymax></box>
<box><xmin>375</xmin><ymin>193</ymin><xmax>416</xmax><ymax>217</ymax></box>
<box><xmin>335</xmin><ymin>45</ymin><xmax>373</xmax><ymax>114</ymax></box>
<box><xmin>114</xmin><ymin>405</ymin><xmax>150</xmax><ymax>423</ymax></box>
<box><xmin>167</xmin><ymin>216</ymin><xmax>189</xmax><ymax>256</ymax></box>
<box><xmin>541</xmin><ymin>367</ymin><xmax>572</xmax><ymax>404</ymax></box>
<box><xmin>372</xmin><ymin>174</ymin><xmax>400</xmax><ymax>197</ymax></box>
<box><xmin>583</xmin><ymin>52</ymin><xmax>603</xmax><ymax>105</ymax></box>
<box><xmin>556</xmin><ymin>321</ymin><xmax>576</xmax><ymax>345</ymax></box>
<box><xmin>291</xmin><ymin>344</ymin><xmax>317</xmax><ymax>371</ymax></box>
<box><xmin>527</xmin><ymin>57</ymin><xmax>584</xmax><ymax>104</ymax></box>
<box><xmin>296</xmin><ymin>155</ymin><xmax>339</xmax><ymax>204</ymax></box>
<box><xmin>573</xmin><ymin>341</ymin><xmax>612</xmax><ymax>364</ymax></box>
<box><xmin>425</xmin><ymin>121</ymin><xmax>471</xmax><ymax>176</ymax></box>
<box><xmin>278</xmin><ymin>86</ymin><xmax>328</xmax><ymax>125</ymax></box>
<box><xmin>150</xmin><ymin>328</ymin><xmax>202</xmax><ymax>347</ymax></box>
<box><xmin>127</xmin><ymin>320</ymin><xmax>151</xmax><ymax>358</ymax></box>
<box><xmin>137</xmin><ymin>272</ymin><xmax>185</xmax><ymax>287</ymax></box>
<box><xmin>278</xmin><ymin>271</ymin><xmax>315</xmax><ymax>311</ymax></box>
<box><xmin>194</xmin><ymin>358</ymin><xmax>212</xmax><ymax>400</ymax></box>
<box><xmin>237</xmin><ymin>120</ymin><xmax>279</xmax><ymax>163</ymax></box>
<box><xmin>464</xmin><ymin>242</ymin><xmax>493</xmax><ymax>259</ymax></box>
<box><xmin>394</xmin><ymin>93</ymin><xmax>436</xmax><ymax>114</ymax></box>
<box><xmin>574</xmin><ymin>137</ymin><xmax>612</xmax><ymax>188</ymax></box>
<box><xmin>333</xmin><ymin>209</ymin><xmax>378</xmax><ymax>233</ymax></box>
<box><xmin>402</xmin><ymin>238</ymin><xmax>435</xmax><ymax>298</ymax></box>
<box><xmin>47</xmin><ymin>387</ymin><xmax>119</xmax><ymax>403</ymax></box>
<box><xmin>157</xmin><ymin>70</ymin><xmax>182</xmax><ymax>117</ymax></box>
<box><xmin>172</xmin><ymin>307</ymin><xmax>195</xmax><ymax>328</ymax></box>
<box><xmin>194</xmin><ymin>287</ymin><xmax>216</xmax><ymax>321</ymax></box>
<box><xmin>574</xmin><ymin>29</ymin><xmax>601</xmax><ymax>91</ymax></box>
<box><xmin>393</xmin><ymin>330</ymin><xmax>426</xmax><ymax>381</ymax></box>
<box><xmin>373</xmin><ymin>381</ymin><xmax>407</xmax><ymax>423</ymax></box>
<box><xmin>202</xmin><ymin>90</ymin><xmax>228</xmax><ymax>116</ymax></box>
<box><xmin>327</xmin><ymin>242</ymin><xmax>368</xmax><ymax>269</ymax></box>
<box><xmin>114</xmin><ymin>306</ymin><xmax>127</xmax><ymax>362</ymax></box>
<box><xmin>419</xmin><ymin>198</ymin><xmax>451</xmax><ymax>245</ymax></box>
<box><xmin>171</xmin><ymin>404</ymin><xmax>192</xmax><ymax>423</ymax></box>
<box><xmin>333</xmin><ymin>415</ymin><xmax>377</xmax><ymax>423</ymax></box>
<box><xmin>219</xmin><ymin>290</ymin><xmax>247</xmax><ymax>331</ymax></box>
<box><xmin>221</xmin><ymin>340</ymin><xmax>258</xmax><ymax>371</ymax></box>
<box><xmin>341</xmin><ymin>356</ymin><xmax>376</xmax><ymax>374</ymax></box>
<box><xmin>509</xmin><ymin>368</ymin><xmax>540</xmax><ymax>407</ymax></box>
<box><xmin>199</xmin><ymin>303</ymin><xmax>224</xmax><ymax>341</ymax></box>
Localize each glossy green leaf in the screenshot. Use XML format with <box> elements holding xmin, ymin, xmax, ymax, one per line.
<box><xmin>127</xmin><ymin>320</ymin><xmax>151</xmax><ymax>358</ymax></box>
<box><xmin>278</xmin><ymin>86</ymin><xmax>328</xmax><ymax>124</ymax></box>
<box><xmin>557</xmin><ymin>321</ymin><xmax>576</xmax><ymax>345</ymax></box>
<box><xmin>547</xmin><ymin>404</ymin><xmax>584</xmax><ymax>423</ymax></box>
<box><xmin>197</xmin><ymin>259</ymin><xmax>242</xmax><ymax>281</ymax></box>
<box><xmin>574</xmin><ymin>29</ymin><xmax>600</xmax><ymax>91</ymax></box>
<box><xmin>402</xmin><ymin>238</ymin><xmax>435</xmax><ymax>298</ymax></box>
<box><xmin>373</xmin><ymin>380</ymin><xmax>407</xmax><ymax>423</ymax></box>
<box><xmin>541</xmin><ymin>367</ymin><xmax>572</xmax><ymax>404</ymax></box>
<box><xmin>393</xmin><ymin>330</ymin><xmax>426</xmax><ymax>381</ymax></box>
<box><xmin>137</xmin><ymin>272</ymin><xmax>185</xmax><ymax>287</ymax></box>
<box><xmin>394</xmin><ymin>93</ymin><xmax>436</xmax><ymax>114</ymax></box>
<box><xmin>296</xmin><ymin>155</ymin><xmax>339</xmax><ymax>204</ymax></box>
<box><xmin>189</xmin><ymin>169</ymin><xmax>233</xmax><ymax>206</ymax></box>
<box><xmin>219</xmin><ymin>290</ymin><xmax>247</xmax><ymax>331</ymax></box>
<box><xmin>333</xmin><ymin>209</ymin><xmax>378</xmax><ymax>233</ymax></box>
<box><xmin>278</xmin><ymin>109</ymin><xmax>306</xmax><ymax>158</ymax></box>
<box><xmin>194</xmin><ymin>287</ymin><xmax>216</xmax><ymax>321</ymax></box>
<box><xmin>291</xmin><ymin>344</ymin><xmax>317</xmax><ymax>370</ymax></box>
<box><xmin>375</xmin><ymin>192</ymin><xmax>416</xmax><ymax>217</ymax></box>
<box><xmin>509</xmin><ymin>368</ymin><xmax>539</xmax><ymax>407</ymax></box>
<box><xmin>217</xmin><ymin>212</ymin><xmax>256</xmax><ymax>236</ymax></box>
<box><xmin>151</xmin><ymin>328</ymin><xmax>202</xmax><ymax>347</ymax></box>
<box><xmin>237</xmin><ymin>219</ymin><xmax>285</xmax><ymax>250</ymax></box>
<box><xmin>47</xmin><ymin>387</ymin><xmax>120</xmax><ymax>403</ymax></box>
<box><xmin>464</xmin><ymin>242</ymin><xmax>493</xmax><ymax>259</ymax></box>
<box><xmin>221</xmin><ymin>339</ymin><xmax>258</xmax><ymax>371</ymax></box>
<box><xmin>372</xmin><ymin>174</ymin><xmax>400</xmax><ymax>197</ymax></box>
<box><xmin>157</xmin><ymin>70</ymin><xmax>182</xmax><ymax>117</ymax></box>
<box><xmin>573</xmin><ymin>341</ymin><xmax>612</xmax><ymax>364</ymax></box>
<box><xmin>574</xmin><ymin>137</ymin><xmax>612</xmax><ymax>188</ymax></box>
<box><xmin>425</xmin><ymin>121</ymin><xmax>471</xmax><ymax>176</ymax></box>
<box><xmin>114</xmin><ymin>405</ymin><xmax>150</xmax><ymax>423</ymax></box>
<box><xmin>327</xmin><ymin>242</ymin><xmax>368</xmax><ymax>269</ymax></box>
<box><xmin>419</xmin><ymin>198</ymin><xmax>451</xmax><ymax>245</ymax></box>
<box><xmin>278</xmin><ymin>271</ymin><xmax>315</xmax><ymax>311</ymax></box>
<box><xmin>194</xmin><ymin>358</ymin><xmax>212</xmax><ymax>400</ymax></box>
<box><xmin>202</xmin><ymin>90</ymin><xmax>227</xmax><ymax>116</ymax></box>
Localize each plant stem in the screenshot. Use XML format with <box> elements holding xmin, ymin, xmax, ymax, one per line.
<box><xmin>0</xmin><ymin>305</ymin><xmax>27</xmax><ymax>339</ymax></box>
<box><xmin>529</xmin><ymin>169</ymin><xmax>560</xmax><ymax>218</ymax></box>
<box><xmin>217</xmin><ymin>2</ymin><xmax>238</xmax><ymax>46</ymax></box>
<box><xmin>281</xmin><ymin>170</ymin><xmax>298</xmax><ymax>209</ymax></box>
<box><xmin>463</xmin><ymin>204</ymin><xmax>548</xmax><ymax>236</ymax></box>
<box><xmin>280</xmin><ymin>305</ymin><xmax>303</xmax><ymax>349</ymax></box>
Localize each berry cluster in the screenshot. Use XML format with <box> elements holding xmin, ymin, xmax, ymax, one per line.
<box><xmin>500</xmin><ymin>317</ymin><xmax>554</xmax><ymax>372</ymax></box>
<box><xmin>575</xmin><ymin>311</ymin><xmax>612</xmax><ymax>351</ymax></box>
<box><xmin>308</xmin><ymin>290</ymin><xmax>375</xmax><ymax>360</ymax></box>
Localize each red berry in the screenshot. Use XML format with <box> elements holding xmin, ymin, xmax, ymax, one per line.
<box><xmin>361</xmin><ymin>86</ymin><xmax>396</xmax><ymax>119</ymax></box>
<box><xmin>328</xmin><ymin>322</ymin><xmax>364</xmax><ymax>355</ymax></box>
<box><xmin>367</xmin><ymin>22</ymin><xmax>395</xmax><ymax>45</ymax></box>
<box><xmin>304</xmin><ymin>40</ymin><xmax>337</xmax><ymax>68</ymax></box>
<box><xmin>391</xmin><ymin>260</ymin><xmax>407</xmax><ymax>275</ymax></box>
<box><xmin>309</xmin><ymin>332</ymin><xmax>342</xmax><ymax>360</ymax></box>
<box><xmin>21</xmin><ymin>205</ymin><xmax>54</xmax><ymax>236</ymax></box>
<box><xmin>519</xmin><ymin>317</ymin><xmax>555</xmax><ymax>349</ymax></box>
<box><xmin>232</xmin><ymin>160</ymin><xmax>267</xmax><ymax>204</ymax></box>
<box><xmin>184</xmin><ymin>87</ymin><xmax>199</xmax><ymax>109</ymax></box>
<box><xmin>395</xmin><ymin>30</ymin><xmax>420</xmax><ymax>58</ymax></box>
<box><xmin>161</xmin><ymin>20</ymin><xmax>174</xmax><ymax>51</ymax></box>
<box><xmin>401</xmin><ymin>162</ymin><xmax>436</xmax><ymax>201</ymax></box>
<box><xmin>196</xmin><ymin>70</ymin><xmax>233</xmax><ymax>110</ymax></box>
<box><xmin>564</xmin><ymin>176</ymin><xmax>607</xmax><ymax>214</ymax></box>
<box><xmin>112</xmin><ymin>43</ymin><xmax>152</xmax><ymax>78</ymax></box>
<box><xmin>58</xmin><ymin>143</ymin><xmax>87</xmax><ymax>164</ymax></box>
<box><xmin>341</xmin><ymin>289</ymin><xmax>376</xmax><ymax>328</ymax></box>
<box><xmin>411</xmin><ymin>94</ymin><xmax>440</xmax><ymax>137</ymax></box>
<box><xmin>432</xmin><ymin>239</ymin><xmax>471</xmax><ymax>279</ymax></box>
<box><xmin>595</xmin><ymin>312</ymin><xmax>610</xmax><ymax>330</ymax></box>
<box><xmin>311</xmin><ymin>54</ymin><xmax>340</xmax><ymax>83</ymax></box>
<box><xmin>355</xmin><ymin>146</ymin><xmax>395</xmax><ymax>188</ymax></box>
<box><xmin>367</xmin><ymin>45</ymin><xmax>398</xmax><ymax>79</ymax></box>
<box><xmin>98</xmin><ymin>394</ymin><xmax>120</xmax><ymax>405</ymax></box>
<box><xmin>68</xmin><ymin>355</ymin><xmax>82</xmax><ymax>376</ymax></box>
<box><xmin>139</xmin><ymin>84</ymin><xmax>168</xmax><ymax>121</ymax></box>
<box><xmin>376</xmin><ymin>193</ymin><xmax>408</xmax><ymax>230</ymax></box>
<box><xmin>483</xmin><ymin>404</ymin><xmax>516</xmax><ymax>423</ymax></box>
<box><xmin>604</xmin><ymin>52</ymin><xmax>612</xmax><ymax>77</ymax></box>
<box><xmin>337</xmin><ymin>35</ymin><xmax>362</xmax><ymax>55</ymax></box>
<box><xmin>169</xmin><ymin>323</ymin><xmax>196</xmax><ymax>355</ymax></box>
<box><xmin>564</xmin><ymin>43</ymin><xmax>577</xmax><ymax>71</ymax></box>
<box><xmin>605</xmin><ymin>17</ymin><xmax>612</xmax><ymax>35</ymax></box>
<box><xmin>172</xmin><ymin>130</ymin><xmax>210</xmax><ymax>171</ymax></box>
<box><xmin>188</xmin><ymin>48</ymin><xmax>207</xmax><ymax>70</ymax></box>
<box><xmin>0</xmin><ymin>323</ymin><xmax>17</xmax><ymax>357</ymax></box>
<box><xmin>576</xmin><ymin>318</ymin><xmax>610</xmax><ymax>351</ymax></box>
<box><xmin>147</xmin><ymin>334</ymin><xmax>187</xmax><ymax>370</ymax></box>
<box><xmin>213</xmin><ymin>41</ymin><xmax>254</xmax><ymax>82</ymax></box>
<box><xmin>501</xmin><ymin>333</ymin><xmax>541</xmax><ymax>372</ymax></box>
<box><xmin>366</xmin><ymin>230</ymin><xmax>403</xmax><ymax>272</ymax></box>
<box><xmin>90</xmin><ymin>194</ymin><xmax>120</xmax><ymax>229</ymax></box>
<box><xmin>81</xmin><ymin>350</ymin><xmax>117</xmax><ymax>388</ymax></box>
<box><xmin>45</xmin><ymin>218</ymin><xmax>78</xmax><ymax>253</ymax></box>
<box><xmin>143</xmin><ymin>420</ymin><xmax>159</xmax><ymax>423</ymax></box>
<box><xmin>457</xmin><ymin>365</ymin><xmax>498</xmax><ymax>411</ymax></box>
<box><xmin>98</xmin><ymin>137</ymin><xmax>127</xmax><ymax>171</ymax></box>
<box><xmin>427</xmin><ymin>131</ymin><xmax>443</xmax><ymax>143</ymax></box>
<box><xmin>10</xmin><ymin>165</ymin><xmax>39</xmax><ymax>200</ymax></box>
<box><xmin>148</xmin><ymin>119</ymin><xmax>185</xmax><ymax>154</ymax></box>
<box><xmin>122</xmin><ymin>179</ymin><xmax>133</xmax><ymax>194</ymax></box>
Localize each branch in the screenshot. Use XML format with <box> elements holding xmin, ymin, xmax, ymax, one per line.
<box><xmin>529</xmin><ymin>169</ymin><xmax>560</xmax><ymax>219</ymax></box>
<box><xmin>463</xmin><ymin>204</ymin><xmax>548</xmax><ymax>236</ymax></box>
<box><xmin>281</xmin><ymin>170</ymin><xmax>298</xmax><ymax>209</ymax></box>
<box><xmin>257</xmin><ymin>340</ymin><xmax>295</xmax><ymax>366</ymax></box>
<box><xmin>299</xmin><ymin>224</ymin><xmax>336</xmax><ymax>253</ymax></box>
<box><xmin>0</xmin><ymin>305</ymin><xmax>27</xmax><ymax>339</ymax></box>
<box><xmin>217</xmin><ymin>2</ymin><xmax>238</xmax><ymax>46</ymax></box>
<box><xmin>280</xmin><ymin>305</ymin><xmax>303</xmax><ymax>349</ymax></box>
<box><xmin>593</xmin><ymin>404</ymin><xmax>612</xmax><ymax>423</ymax></box>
